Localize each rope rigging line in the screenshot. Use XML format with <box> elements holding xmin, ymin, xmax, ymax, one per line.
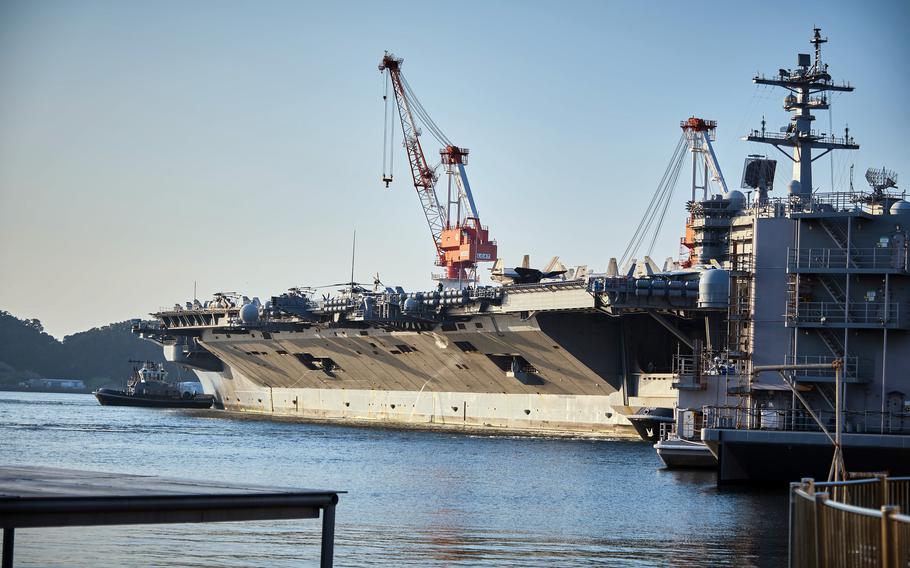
<box><xmin>389</xmin><ymin>83</ymin><xmax>395</xmax><ymax>179</ymax></box>
<box><xmin>382</xmin><ymin>72</ymin><xmax>390</xmax><ymax>179</ymax></box>
<box><xmin>619</xmin><ymin>133</ymin><xmax>687</xmax><ymax>267</ymax></box>
<box><xmin>646</xmin><ymin>142</ymin><xmax>688</xmax><ymax>257</ymax></box>
<box><xmin>391</xmin><ymin>116</ymin><xmax>395</xmax><ymax>177</ymax></box>
<box><xmin>399</xmin><ymin>73</ymin><xmax>451</xmax><ymax>147</ymax></box>
<box><xmin>619</xmin><ymin>134</ymin><xmax>684</xmax><ymax>266</ymax></box>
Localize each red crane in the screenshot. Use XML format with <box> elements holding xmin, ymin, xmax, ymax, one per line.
<box><xmin>379</xmin><ymin>53</ymin><xmax>497</xmax><ymax>286</ymax></box>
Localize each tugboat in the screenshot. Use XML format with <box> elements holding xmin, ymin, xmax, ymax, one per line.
<box><xmin>94</xmin><ymin>360</ymin><xmax>214</xmax><ymax>409</ymax></box>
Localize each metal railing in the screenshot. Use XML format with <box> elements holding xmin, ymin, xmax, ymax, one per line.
<box><xmin>673</xmin><ymin>354</ymin><xmax>749</xmax><ymax>377</ymax></box>
<box><xmin>789</xmin><ymin>247</ymin><xmax>908</xmax><ymax>272</ymax></box>
<box><xmin>790</xmin><ymin>476</ymin><xmax>910</xmax><ymax>567</ymax></box>
<box><xmin>810</xmin><ymin>191</ymin><xmax>873</xmax><ymax>212</ymax></box>
<box><xmin>729</xmin><ymin>256</ymin><xmax>755</xmax><ymax>272</ymax></box>
<box><xmin>747</xmin><ymin>129</ymin><xmax>856</xmax><ymax>146</ymax></box>
<box><xmin>784</xmin><ymin>355</ymin><xmax>869</xmax><ymax>381</ymax></box>
<box><xmin>787</xmin><ymin>301</ymin><xmax>903</xmax><ymax>326</ymax></box>
<box><xmin>755</xmin><ymin>199</ymin><xmax>791</xmax><ymax>219</ymax></box>
<box><xmin>758</xmin><ymin>190</ymin><xmax>907</xmax><ymax>218</ymax></box>
<box><xmin>801</xmin><ymin>190</ymin><xmax>902</xmax><ymax>214</ymax></box>
<box><xmin>659</xmin><ymin>411</ymin><xmax>706</xmax><ymax>442</ymax></box>
<box><xmin>704</xmin><ymin>405</ymin><xmax>910</xmax><ymax>435</ymax></box>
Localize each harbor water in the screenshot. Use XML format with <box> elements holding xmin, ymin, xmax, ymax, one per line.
<box><xmin>1</xmin><ymin>392</ymin><xmax>787</xmax><ymax>567</ymax></box>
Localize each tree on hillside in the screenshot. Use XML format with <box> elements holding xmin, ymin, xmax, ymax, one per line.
<box><xmin>0</xmin><ymin>310</ymin><xmax>185</xmax><ymax>385</ymax></box>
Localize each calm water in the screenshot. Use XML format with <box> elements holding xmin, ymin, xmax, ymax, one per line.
<box><xmin>1</xmin><ymin>392</ymin><xmax>788</xmax><ymax>567</ymax></box>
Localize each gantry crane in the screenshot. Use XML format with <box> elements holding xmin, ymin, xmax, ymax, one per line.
<box><xmin>379</xmin><ymin>52</ymin><xmax>497</xmax><ymax>287</ymax></box>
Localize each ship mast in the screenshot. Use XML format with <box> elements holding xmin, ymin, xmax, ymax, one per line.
<box><xmin>744</xmin><ymin>28</ymin><xmax>858</xmax><ymax>195</ymax></box>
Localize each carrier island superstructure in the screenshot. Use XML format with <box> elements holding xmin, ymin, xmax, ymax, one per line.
<box><xmin>662</xmin><ymin>29</ymin><xmax>910</xmax><ymax>482</ymax></box>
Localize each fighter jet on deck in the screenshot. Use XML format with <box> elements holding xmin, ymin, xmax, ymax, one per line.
<box><xmin>490</xmin><ymin>255</ymin><xmax>568</xmax><ymax>284</ymax></box>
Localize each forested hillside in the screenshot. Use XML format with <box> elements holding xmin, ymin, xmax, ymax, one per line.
<box><xmin>0</xmin><ymin>310</ymin><xmax>185</xmax><ymax>390</ymax></box>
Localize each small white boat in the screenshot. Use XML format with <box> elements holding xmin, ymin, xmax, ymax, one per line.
<box><xmin>655</xmin><ymin>436</ymin><xmax>717</xmax><ymax>469</ymax></box>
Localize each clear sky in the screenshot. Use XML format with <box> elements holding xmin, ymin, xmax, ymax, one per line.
<box><xmin>2</xmin><ymin>0</ymin><xmax>908</xmax><ymax>338</ymax></box>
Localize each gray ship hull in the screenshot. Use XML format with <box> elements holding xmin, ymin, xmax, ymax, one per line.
<box><xmin>178</xmin><ymin>312</ymin><xmax>681</xmax><ymax>435</ymax></box>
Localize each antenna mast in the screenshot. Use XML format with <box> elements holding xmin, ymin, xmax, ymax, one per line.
<box><xmin>350</xmin><ymin>229</ymin><xmax>356</xmax><ymax>294</ymax></box>
<box><xmin>744</xmin><ymin>27</ymin><xmax>858</xmax><ymax>196</ymax></box>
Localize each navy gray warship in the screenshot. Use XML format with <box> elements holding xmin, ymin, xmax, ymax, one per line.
<box><xmin>137</xmin><ymin>29</ymin><xmax>909</xmax><ymax>481</ymax></box>
<box><xmin>135</xmin><ymin>51</ymin><xmax>718</xmax><ymax>437</ymax></box>
<box><xmin>134</xmin><ymin>277</ymin><xmax>702</xmax><ymax>435</ymax></box>
<box><xmin>653</xmin><ymin>29</ymin><xmax>910</xmax><ymax>482</ymax></box>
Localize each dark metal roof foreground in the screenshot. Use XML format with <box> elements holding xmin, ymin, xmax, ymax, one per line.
<box><xmin>0</xmin><ymin>466</ymin><xmax>343</xmax><ymax>568</ymax></box>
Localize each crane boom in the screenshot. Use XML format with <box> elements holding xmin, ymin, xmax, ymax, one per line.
<box><xmin>379</xmin><ymin>54</ymin><xmax>446</xmax><ymax>263</ymax></box>
<box><xmin>379</xmin><ymin>53</ymin><xmax>497</xmax><ymax>285</ymax></box>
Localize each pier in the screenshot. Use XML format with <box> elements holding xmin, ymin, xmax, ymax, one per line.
<box><xmin>0</xmin><ymin>466</ymin><xmax>342</xmax><ymax>568</ymax></box>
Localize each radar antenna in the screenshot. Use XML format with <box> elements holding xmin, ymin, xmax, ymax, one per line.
<box><xmin>864</xmin><ymin>167</ymin><xmax>898</xmax><ymax>196</ymax></box>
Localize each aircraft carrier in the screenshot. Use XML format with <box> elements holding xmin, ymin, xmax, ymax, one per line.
<box><xmin>137</xmin><ymin>30</ymin><xmax>910</xmax><ymax>469</ymax></box>
<box><xmin>135</xmin><ymin>51</ymin><xmax>731</xmax><ymax>437</ymax></box>
<box><xmin>135</xmin><ymin>268</ymin><xmax>721</xmax><ymax>435</ymax></box>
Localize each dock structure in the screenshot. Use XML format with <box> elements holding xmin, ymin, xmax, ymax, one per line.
<box><xmin>0</xmin><ymin>466</ymin><xmax>342</xmax><ymax>568</ymax></box>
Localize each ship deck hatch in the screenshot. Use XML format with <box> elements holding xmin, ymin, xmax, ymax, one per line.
<box><xmin>485</xmin><ymin>354</ymin><xmax>545</xmax><ymax>386</ymax></box>
<box><xmin>294</xmin><ymin>353</ymin><xmax>342</xmax><ymax>375</ymax></box>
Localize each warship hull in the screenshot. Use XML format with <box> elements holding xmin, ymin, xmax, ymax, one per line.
<box><xmin>173</xmin><ymin>312</ymin><xmax>682</xmax><ymax>435</ymax></box>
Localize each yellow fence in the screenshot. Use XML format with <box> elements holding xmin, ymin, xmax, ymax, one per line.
<box><xmin>790</xmin><ymin>476</ymin><xmax>910</xmax><ymax>567</ymax></box>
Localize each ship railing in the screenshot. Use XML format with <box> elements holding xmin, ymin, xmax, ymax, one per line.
<box><xmin>660</xmin><ymin>410</ymin><xmax>706</xmax><ymax>442</ymax></box>
<box><xmin>673</xmin><ymin>354</ymin><xmax>749</xmax><ymax>378</ymax></box>
<box><xmin>788</xmin><ymin>247</ymin><xmax>908</xmax><ymax>271</ymax></box>
<box><xmin>672</xmin><ymin>354</ymin><xmax>700</xmax><ymax>376</ymax></box>
<box><xmin>756</xmin><ymin>190</ymin><xmax>907</xmax><ymax>218</ymax></box>
<box><xmin>659</xmin><ymin>421</ymin><xmax>692</xmax><ymax>441</ymax></box>
<box><xmin>689</xmin><ymin>216</ymin><xmax>735</xmax><ymax>227</ymax></box>
<box><xmin>753</xmin><ymin>198</ymin><xmax>790</xmax><ymax>219</ymax></box>
<box><xmin>703</xmin><ymin>405</ymin><xmax>910</xmax><ymax>435</ymax></box>
<box><xmin>783</xmin><ymin>355</ymin><xmax>869</xmax><ymax>381</ymax></box>
<box><xmin>801</xmin><ymin>190</ymin><xmax>906</xmax><ymax>215</ymax></box>
<box><xmin>729</xmin><ymin>257</ymin><xmax>754</xmax><ymax>272</ymax></box>
<box><xmin>747</xmin><ymin>129</ymin><xmax>856</xmax><ymax>146</ymax></box>
<box><xmin>671</xmin><ymin>354</ymin><xmax>704</xmax><ymax>390</ymax></box>
<box><xmin>157</xmin><ymin>305</ymin><xmax>238</xmax><ymax>313</ymax></box>
<box><xmin>809</xmin><ymin>190</ymin><xmax>906</xmax><ymax>212</ymax></box>
<box><xmin>787</xmin><ymin>301</ymin><xmax>903</xmax><ymax>326</ymax></box>
<box><xmin>789</xmin><ymin>476</ymin><xmax>910</xmax><ymax>568</ymax></box>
